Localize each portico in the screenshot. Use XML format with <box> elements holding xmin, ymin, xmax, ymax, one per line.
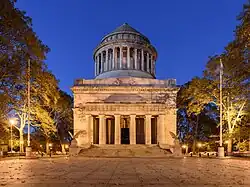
<box><xmin>79</xmin><ymin>114</ymin><xmax>159</xmax><ymax>145</ymax></box>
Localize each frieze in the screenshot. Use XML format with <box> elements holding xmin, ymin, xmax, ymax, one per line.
<box><xmin>72</xmin><ymin>87</ymin><xmax>178</xmax><ymax>93</ymax></box>
<box><xmin>74</xmin><ymin>103</ymin><xmax>175</xmax><ymax>113</ymax></box>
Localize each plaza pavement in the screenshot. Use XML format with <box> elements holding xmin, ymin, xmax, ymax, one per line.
<box><xmin>0</xmin><ymin>156</ymin><xmax>249</xmax><ymax>187</ymax></box>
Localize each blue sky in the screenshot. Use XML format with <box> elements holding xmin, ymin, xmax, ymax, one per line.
<box><xmin>16</xmin><ymin>0</ymin><xmax>246</xmax><ymax>94</ymax></box>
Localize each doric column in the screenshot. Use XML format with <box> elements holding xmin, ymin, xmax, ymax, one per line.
<box><xmin>99</xmin><ymin>115</ymin><xmax>106</xmax><ymax>144</ymax></box>
<box><xmin>115</xmin><ymin>115</ymin><xmax>120</xmax><ymax>144</ymax></box>
<box><xmin>130</xmin><ymin>115</ymin><xmax>136</xmax><ymax>144</ymax></box>
<box><xmin>119</xmin><ymin>46</ymin><xmax>123</xmax><ymax>69</ymax></box>
<box><xmin>147</xmin><ymin>52</ymin><xmax>150</xmax><ymax>72</ymax></box>
<box><xmin>88</xmin><ymin>115</ymin><xmax>94</xmax><ymax>144</ymax></box>
<box><xmin>100</xmin><ymin>52</ymin><xmax>103</xmax><ymax>73</ymax></box>
<box><xmin>134</xmin><ymin>48</ymin><xmax>137</xmax><ymax>70</ymax></box>
<box><xmin>94</xmin><ymin>61</ymin><xmax>97</xmax><ymax>76</ymax></box>
<box><xmin>141</xmin><ymin>49</ymin><xmax>144</xmax><ymax>71</ymax></box>
<box><xmin>145</xmin><ymin>115</ymin><xmax>151</xmax><ymax>144</ymax></box>
<box><xmin>97</xmin><ymin>55</ymin><xmax>100</xmax><ymax>74</ymax></box>
<box><xmin>106</xmin><ymin>49</ymin><xmax>109</xmax><ymax>71</ymax></box>
<box><xmin>151</xmin><ymin>57</ymin><xmax>154</xmax><ymax>74</ymax></box>
<box><xmin>99</xmin><ymin>54</ymin><xmax>101</xmax><ymax>74</ymax></box>
<box><xmin>112</xmin><ymin>47</ymin><xmax>115</xmax><ymax>69</ymax></box>
<box><xmin>157</xmin><ymin>115</ymin><xmax>165</xmax><ymax>145</ymax></box>
<box><xmin>127</xmin><ymin>46</ymin><xmax>130</xmax><ymax>68</ymax></box>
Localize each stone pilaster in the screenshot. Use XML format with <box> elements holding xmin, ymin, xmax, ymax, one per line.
<box><xmin>145</xmin><ymin>115</ymin><xmax>151</xmax><ymax>144</ymax></box>
<box><xmin>157</xmin><ymin>114</ymin><xmax>165</xmax><ymax>145</ymax></box>
<box><xmin>115</xmin><ymin>115</ymin><xmax>121</xmax><ymax>144</ymax></box>
<box><xmin>99</xmin><ymin>115</ymin><xmax>106</xmax><ymax>144</ymax></box>
<box><xmin>130</xmin><ymin>115</ymin><xmax>136</xmax><ymax>144</ymax></box>
<box><xmin>165</xmin><ymin>109</ymin><xmax>177</xmax><ymax>146</ymax></box>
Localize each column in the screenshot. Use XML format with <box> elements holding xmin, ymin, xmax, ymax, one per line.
<box><xmin>147</xmin><ymin>52</ymin><xmax>150</xmax><ymax>72</ymax></box>
<box><xmin>127</xmin><ymin>46</ymin><xmax>130</xmax><ymax>68</ymax></box>
<box><xmin>119</xmin><ymin>46</ymin><xmax>123</xmax><ymax>69</ymax></box>
<box><xmin>99</xmin><ymin>115</ymin><xmax>106</xmax><ymax>144</ymax></box>
<box><xmin>106</xmin><ymin>49</ymin><xmax>109</xmax><ymax>71</ymax></box>
<box><xmin>134</xmin><ymin>48</ymin><xmax>137</xmax><ymax>70</ymax></box>
<box><xmin>100</xmin><ymin>52</ymin><xmax>103</xmax><ymax>73</ymax></box>
<box><xmin>151</xmin><ymin>57</ymin><xmax>154</xmax><ymax>74</ymax></box>
<box><xmin>130</xmin><ymin>115</ymin><xmax>136</xmax><ymax>144</ymax></box>
<box><xmin>157</xmin><ymin>115</ymin><xmax>165</xmax><ymax>145</ymax></box>
<box><xmin>88</xmin><ymin>115</ymin><xmax>94</xmax><ymax>144</ymax></box>
<box><xmin>94</xmin><ymin>61</ymin><xmax>97</xmax><ymax>76</ymax></box>
<box><xmin>145</xmin><ymin>115</ymin><xmax>151</xmax><ymax>144</ymax></box>
<box><xmin>141</xmin><ymin>49</ymin><xmax>144</xmax><ymax>71</ymax></box>
<box><xmin>115</xmin><ymin>115</ymin><xmax>120</xmax><ymax>144</ymax></box>
<box><xmin>112</xmin><ymin>47</ymin><xmax>115</xmax><ymax>69</ymax></box>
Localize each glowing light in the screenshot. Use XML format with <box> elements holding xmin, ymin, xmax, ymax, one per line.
<box><xmin>182</xmin><ymin>145</ymin><xmax>187</xmax><ymax>148</ymax></box>
<box><xmin>9</xmin><ymin>119</ymin><xmax>16</xmax><ymax>125</ymax></box>
<box><xmin>49</xmin><ymin>143</ymin><xmax>52</xmax><ymax>147</ymax></box>
<box><xmin>197</xmin><ymin>143</ymin><xmax>202</xmax><ymax>148</ymax></box>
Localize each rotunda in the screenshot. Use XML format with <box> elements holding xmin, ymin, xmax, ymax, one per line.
<box><xmin>93</xmin><ymin>23</ymin><xmax>157</xmax><ymax>79</ymax></box>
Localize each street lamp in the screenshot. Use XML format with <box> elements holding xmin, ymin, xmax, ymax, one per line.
<box><xmin>218</xmin><ymin>58</ymin><xmax>225</xmax><ymax>157</ymax></box>
<box><xmin>9</xmin><ymin>119</ymin><xmax>16</xmax><ymax>153</ymax></box>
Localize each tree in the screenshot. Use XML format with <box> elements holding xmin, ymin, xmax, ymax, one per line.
<box><xmin>0</xmin><ymin>0</ymin><xmax>63</xmax><ymax>152</ymax></box>
<box><xmin>177</xmin><ymin>2</ymin><xmax>249</xmax><ymax>153</ymax></box>
<box><xmin>53</xmin><ymin>91</ymin><xmax>73</xmax><ymax>147</ymax></box>
<box><xmin>203</xmin><ymin>2</ymin><xmax>249</xmax><ymax>152</ymax></box>
<box><xmin>177</xmin><ymin>78</ymin><xmax>219</xmax><ymax>152</ymax></box>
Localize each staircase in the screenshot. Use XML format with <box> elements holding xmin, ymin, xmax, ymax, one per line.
<box><xmin>78</xmin><ymin>144</ymin><xmax>172</xmax><ymax>158</ymax></box>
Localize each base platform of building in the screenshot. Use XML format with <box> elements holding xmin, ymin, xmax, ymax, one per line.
<box><xmin>77</xmin><ymin>144</ymin><xmax>174</xmax><ymax>158</ymax></box>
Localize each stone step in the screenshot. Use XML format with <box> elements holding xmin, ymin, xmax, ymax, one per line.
<box><xmin>78</xmin><ymin>145</ymin><xmax>172</xmax><ymax>157</ymax></box>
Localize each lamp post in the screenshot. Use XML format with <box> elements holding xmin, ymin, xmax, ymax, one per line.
<box><xmin>218</xmin><ymin>58</ymin><xmax>225</xmax><ymax>157</ymax></box>
<box><xmin>9</xmin><ymin>119</ymin><xmax>15</xmax><ymax>152</ymax></box>
<box><xmin>26</xmin><ymin>59</ymin><xmax>32</xmax><ymax>157</ymax></box>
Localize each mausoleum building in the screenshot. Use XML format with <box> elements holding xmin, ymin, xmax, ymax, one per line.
<box><xmin>72</xmin><ymin>23</ymin><xmax>178</xmax><ymax>148</ymax></box>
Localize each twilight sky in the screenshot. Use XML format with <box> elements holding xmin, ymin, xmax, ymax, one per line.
<box><xmin>16</xmin><ymin>0</ymin><xmax>246</xmax><ymax>94</ymax></box>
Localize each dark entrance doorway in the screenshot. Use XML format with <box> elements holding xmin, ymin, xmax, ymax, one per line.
<box><xmin>93</xmin><ymin>117</ymin><xmax>99</xmax><ymax>144</ymax></box>
<box><xmin>136</xmin><ymin>117</ymin><xmax>145</xmax><ymax>144</ymax></box>
<box><xmin>121</xmin><ymin>117</ymin><xmax>130</xmax><ymax>144</ymax></box>
<box><xmin>151</xmin><ymin>117</ymin><xmax>157</xmax><ymax>144</ymax></box>
<box><xmin>106</xmin><ymin>118</ymin><xmax>115</xmax><ymax>144</ymax></box>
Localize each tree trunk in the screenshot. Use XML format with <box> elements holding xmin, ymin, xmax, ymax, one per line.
<box><xmin>192</xmin><ymin>140</ymin><xmax>196</xmax><ymax>153</ymax></box>
<box><xmin>46</xmin><ymin>141</ymin><xmax>50</xmax><ymax>154</ymax></box>
<box><xmin>19</xmin><ymin>131</ymin><xmax>24</xmax><ymax>153</ymax></box>
<box><xmin>227</xmin><ymin>138</ymin><xmax>232</xmax><ymax>153</ymax></box>
<box><xmin>61</xmin><ymin>144</ymin><xmax>66</xmax><ymax>154</ymax></box>
<box><xmin>248</xmin><ymin>135</ymin><xmax>250</xmax><ymax>151</ymax></box>
<box><xmin>192</xmin><ymin>115</ymin><xmax>199</xmax><ymax>153</ymax></box>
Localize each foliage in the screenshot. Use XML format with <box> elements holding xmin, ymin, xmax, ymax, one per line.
<box><xmin>0</xmin><ymin>1</ymin><xmax>73</xmax><ymax>152</ymax></box>
<box><xmin>177</xmin><ymin>1</ymin><xmax>250</xmax><ymax>152</ymax></box>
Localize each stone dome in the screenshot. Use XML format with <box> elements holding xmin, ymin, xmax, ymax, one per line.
<box><xmin>93</xmin><ymin>23</ymin><xmax>157</xmax><ymax>79</ymax></box>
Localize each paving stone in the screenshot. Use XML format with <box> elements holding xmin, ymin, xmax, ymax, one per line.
<box><xmin>0</xmin><ymin>157</ymin><xmax>249</xmax><ymax>186</ymax></box>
